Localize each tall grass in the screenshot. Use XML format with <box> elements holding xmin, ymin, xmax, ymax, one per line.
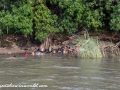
<box><xmin>76</xmin><ymin>36</ymin><xmax>103</xmax><ymax>58</ymax></box>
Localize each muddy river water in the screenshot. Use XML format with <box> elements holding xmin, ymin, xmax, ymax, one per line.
<box><xmin>0</xmin><ymin>54</ymin><xmax>120</xmax><ymax>90</ymax></box>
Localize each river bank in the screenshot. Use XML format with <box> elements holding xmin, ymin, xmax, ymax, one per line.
<box><xmin>0</xmin><ymin>33</ymin><xmax>120</xmax><ymax>57</ymax></box>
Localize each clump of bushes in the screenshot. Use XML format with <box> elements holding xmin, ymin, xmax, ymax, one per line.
<box><xmin>76</xmin><ymin>36</ymin><xmax>103</xmax><ymax>58</ymax></box>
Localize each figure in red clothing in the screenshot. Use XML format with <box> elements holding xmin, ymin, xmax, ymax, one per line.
<box><xmin>24</xmin><ymin>52</ymin><xmax>29</xmax><ymax>57</ymax></box>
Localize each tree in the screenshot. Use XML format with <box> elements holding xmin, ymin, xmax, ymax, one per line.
<box><xmin>33</xmin><ymin>0</ymin><xmax>58</xmax><ymax>41</ymax></box>
<box><xmin>0</xmin><ymin>0</ymin><xmax>33</xmax><ymax>35</ymax></box>
<box><xmin>49</xmin><ymin>0</ymin><xmax>104</xmax><ymax>32</ymax></box>
<box><xmin>110</xmin><ymin>0</ymin><xmax>120</xmax><ymax>31</ymax></box>
<box><xmin>11</xmin><ymin>4</ymin><xmax>33</xmax><ymax>35</ymax></box>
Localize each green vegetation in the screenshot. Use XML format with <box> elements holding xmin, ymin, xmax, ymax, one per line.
<box><xmin>76</xmin><ymin>36</ymin><xmax>102</xmax><ymax>58</ymax></box>
<box><xmin>0</xmin><ymin>0</ymin><xmax>120</xmax><ymax>35</ymax></box>
<box><xmin>0</xmin><ymin>0</ymin><xmax>120</xmax><ymax>46</ymax></box>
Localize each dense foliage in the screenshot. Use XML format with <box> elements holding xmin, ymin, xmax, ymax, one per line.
<box><xmin>0</xmin><ymin>0</ymin><xmax>120</xmax><ymax>41</ymax></box>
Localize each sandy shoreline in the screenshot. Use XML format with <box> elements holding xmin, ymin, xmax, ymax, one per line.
<box><xmin>0</xmin><ymin>47</ymin><xmax>26</xmax><ymax>54</ymax></box>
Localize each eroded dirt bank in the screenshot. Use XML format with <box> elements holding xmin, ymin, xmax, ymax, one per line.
<box><xmin>0</xmin><ymin>33</ymin><xmax>120</xmax><ymax>56</ymax></box>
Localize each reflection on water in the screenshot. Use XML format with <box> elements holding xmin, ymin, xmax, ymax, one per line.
<box><xmin>0</xmin><ymin>54</ymin><xmax>120</xmax><ymax>90</ymax></box>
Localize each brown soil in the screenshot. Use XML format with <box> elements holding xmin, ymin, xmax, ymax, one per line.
<box><xmin>0</xmin><ymin>35</ymin><xmax>38</xmax><ymax>54</ymax></box>
<box><xmin>0</xmin><ymin>32</ymin><xmax>119</xmax><ymax>55</ymax></box>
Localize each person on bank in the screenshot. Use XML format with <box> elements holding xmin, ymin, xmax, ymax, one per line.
<box><xmin>33</xmin><ymin>48</ymin><xmax>45</xmax><ymax>56</ymax></box>
<box><xmin>8</xmin><ymin>55</ymin><xmax>16</xmax><ymax>59</ymax></box>
<box><xmin>52</xmin><ymin>49</ymin><xmax>57</xmax><ymax>54</ymax></box>
<box><xmin>24</xmin><ymin>52</ymin><xmax>29</xmax><ymax>57</ymax></box>
<box><xmin>31</xmin><ymin>51</ymin><xmax>35</xmax><ymax>56</ymax></box>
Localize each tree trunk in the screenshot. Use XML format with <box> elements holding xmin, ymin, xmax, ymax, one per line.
<box><xmin>0</xmin><ymin>34</ymin><xmax>3</xmax><ymax>47</ymax></box>
<box><xmin>7</xmin><ymin>26</ymin><xmax>8</xmax><ymax>34</ymax></box>
<box><xmin>40</xmin><ymin>33</ymin><xmax>53</xmax><ymax>51</ymax></box>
